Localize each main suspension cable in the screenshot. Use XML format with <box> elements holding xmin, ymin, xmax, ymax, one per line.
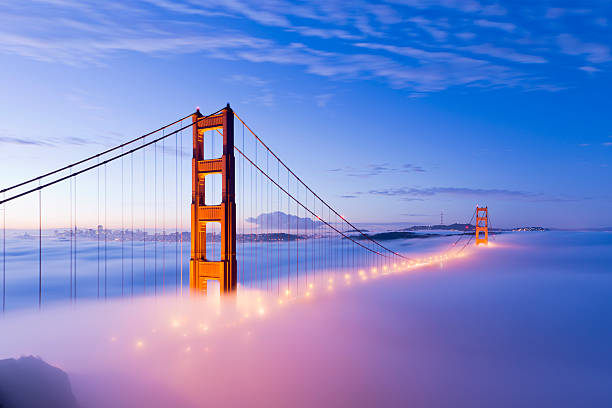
<box><xmin>234</xmin><ymin>113</ymin><xmax>408</xmax><ymax>260</ymax></box>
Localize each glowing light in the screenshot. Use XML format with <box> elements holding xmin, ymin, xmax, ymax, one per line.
<box><xmin>345</xmin><ymin>273</ymin><xmax>352</xmax><ymax>280</ymax></box>
<box><xmin>285</xmin><ymin>289</ymin><xmax>291</xmax><ymax>297</ymax></box>
<box><xmin>258</xmin><ymin>307</ymin><xmax>265</xmax><ymax>316</ymax></box>
<box><xmin>135</xmin><ymin>340</ymin><xmax>144</xmax><ymax>348</ymax></box>
<box><xmin>328</xmin><ymin>285</ymin><xmax>333</xmax><ymax>290</ymax></box>
<box><xmin>328</xmin><ymin>278</ymin><xmax>334</xmax><ymax>284</ymax></box>
<box><xmin>308</xmin><ymin>283</ymin><xmax>314</xmax><ymax>289</ymax></box>
<box><xmin>278</xmin><ymin>299</ymin><xmax>284</xmax><ymax>305</ymax></box>
<box><xmin>171</xmin><ymin>319</ymin><xmax>181</xmax><ymax>328</ymax></box>
<box><xmin>306</xmin><ymin>291</ymin><xmax>311</xmax><ymax>297</ymax></box>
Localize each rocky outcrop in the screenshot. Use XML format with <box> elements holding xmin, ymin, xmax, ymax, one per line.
<box><xmin>0</xmin><ymin>356</ymin><xmax>79</xmax><ymax>408</ymax></box>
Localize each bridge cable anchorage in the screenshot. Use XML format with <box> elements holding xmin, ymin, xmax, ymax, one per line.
<box><xmin>233</xmin><ymin>113</ymin><xmax>409</xmax><ymax>261</ymax></box>
<box><xmin>234</xmin><ymin>146</ymin><xmax>389</xmax><ymax>258</ymax></box>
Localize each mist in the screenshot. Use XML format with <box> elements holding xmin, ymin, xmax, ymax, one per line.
<box><xmin>1</xmin><ymin>232</ymin><xmax>611</xmax><ymax>407</ymax></box>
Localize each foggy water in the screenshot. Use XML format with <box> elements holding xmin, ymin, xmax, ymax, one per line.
<box><xmin>0</xmin><ymin>231</ymin><xmax>463</xmax><ymax>311</ymax></box>
<box><xmin>1</xmin><ymin>231</ymin><xmax>611</xmax><ymax>407</ymax></box>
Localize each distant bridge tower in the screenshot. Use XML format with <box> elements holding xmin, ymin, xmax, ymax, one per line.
<box><xmin>190</xmin><ymin>104</ymin><xmax>237</xmax><ymax>295</ymax></box>
<box><xmin>475</xmin><ymin>206</ymin><xmax>489</xmax><ymax>245</ymax></box>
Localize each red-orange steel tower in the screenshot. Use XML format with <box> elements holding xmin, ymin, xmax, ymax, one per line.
<box><xmin>475</xmin><ymin>206</ymin><xmax>489</xmax><ymax>245</ymax></box>
<box><xmin>190</xmin><ymin>105</ymin><xmax>237</xmax><ymax>295</ymax></box>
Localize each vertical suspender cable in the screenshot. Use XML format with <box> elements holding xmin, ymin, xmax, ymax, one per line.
<box><xmin>241</xmin><ymin>123</ymin><xmax>245</xmax><ymax>289</ymax></box>
<box><xmin>296</xmin><ymin>181</ymin><xmax>299</xmax><ymax>295</ymax></box>
<box><xmin>2</xmin><ymin>192</ymin><xmax>5</xmax><ymax>313</ymax></box>
<box><xmin>154</xmin><ymin>135</ymin><xmax>158</xmax><ymax>296</ymax></box>
<box><xmin>162</xmin><ymin>134</ymin><xmax>166</xmax><ymax>293</ymax></box>
<box><xmin>287</xmin><ymin>169</ymin><xmax>290</xmax><ymax>294</ymax></box>
<box><xmin>121</xmin><ymin>147</ymin><xmax>124</xmax><ymax>297</ymax></box>
<box><xmin>38</xmin><ymin>182</ymin><xmax>42</xmax><ymax>310</ymax></box>
<box><xmin>277</xmin><ymin>160</ymin><xmax>280</xmax><ymax>296</ymax></box>
<box><xmin>97</xmin><ymin>158</ymin><xmax>100</xmax><ymax>299</ymax></box>
<box><xmin>305</xmin><ymin>188</ymin><xmax>307</xmax><ymax>288</ymax></box>
<box><xmin>74</xmin><ymin>176</ymin><xmax>77</xmax><ymax>301</ymax></box>
<box><xmin>180</xmin><ymin>122</ymin><xmax>183</xmax><ymax>296</ymax></box>
<box><xmin>267</xmin><ymin>151</ymin><xmax>270</xmax><ymax>293</ymax></box>
<box><xmin>104</xmin><ymin>163</ymin><xmax>107</xmax><ymax>300</ymax></box>
<box><xmin>143</xmin><ymin>137</ymin><xmax>146</xmax><ymax>294</ymax></box>
<box><xmin>69</xmin><ymin>169</ymin><xmax>73</xmax><ymax>302</ymax></box>
<box><xmin>250</xmin><ymin>143</ymin><xmax>253</xmax><ymax>289</ymax></box>
<box><xmin>131</xmin><ymin>152</ymin><xmax>134</xmax><ymax>297</ymax></box>
<box><xmin>255</xmin><ymin>141</ymin><xmax>258</xmax><ymax>288</ymax></box>
<box><xmin>175</xmin><ymin>125</ymin><xmax>178</xmax><ymax>295</ymax></box>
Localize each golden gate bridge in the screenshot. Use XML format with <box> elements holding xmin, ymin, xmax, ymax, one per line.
<box><xmin>0</xmin><ymin>105</ymin><xmax>482</xmax><ymax>312</ymax></box>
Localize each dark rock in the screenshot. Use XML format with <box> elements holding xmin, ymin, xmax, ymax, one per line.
<box><xmin>0</xmin><ymin>356</ymin><xmax>79</xmax><ymax>408</ymax></box>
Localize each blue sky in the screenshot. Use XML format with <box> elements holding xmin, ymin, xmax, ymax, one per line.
<box><xmin>0</xmin><ymin>0</ymin><xmax>611</xmax><ymax>228</ymax></box>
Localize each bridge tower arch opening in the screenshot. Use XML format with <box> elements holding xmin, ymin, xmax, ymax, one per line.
<box><xmin>190</xmin><ymin>104</ymin><xmax>237</xmax><ymax>295</ymax></box>
<box><xmin>475</xmin><ymin>206</ymin><xmax>489</xmax><ymax>246</ymax></box>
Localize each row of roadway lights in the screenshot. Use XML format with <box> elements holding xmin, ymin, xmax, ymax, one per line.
<box><xmin>123</xmin><ymin>251</ymin><xmax>467</xmax><ymax>351</ymax></box>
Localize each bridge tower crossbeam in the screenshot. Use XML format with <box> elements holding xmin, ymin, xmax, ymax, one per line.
<box><xmin>475</xmin><ymin>206</ymin><xmax>489</xmax><ymax>246</ymax></box>
<box><xmin>190</xmin><ymin>105</ymin><xmax>237</xmax><ymax>295</ymax></box>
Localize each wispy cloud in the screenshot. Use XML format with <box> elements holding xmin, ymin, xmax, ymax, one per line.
<box><xmin>474</xmin><ymin>19</ymin><xmax>516</xmax><ymax>32</ymax></box>
<box><xmin>462</xmin><ymin>44</ymin><xmax>547</xmax><ymax>64</ymax></box>
<box><xmin>0</xmin><ymin>136</ymin><xmax>53</xmax><ymax>147</ymax></box>
<box><xmin>315</xmin><ymin>93</ymin><xmax>334</xmax><ymax>107</ymax></box>
<box><xmin>361</xmin><ymin>186</ymin><xmax>584</xmax><ymax>202</ymax></box>
<box><xmin>558</xmin><ymin>34</ymin><xmax>611</xmax><ymax>63</ymax></box>
<box><xmin>330</xmin><ymin>163</ymin><xmax>425</xmax><ymax>177</ymax></box>
<box><xmin>0</xmin><ymin>0</ymin><xmax>609</xmax><ymax>94</ymax></box>
<box><xmin>0</xmin><ymin>134</ymin><xmax>101</xmax><ymax>148</ymax></box>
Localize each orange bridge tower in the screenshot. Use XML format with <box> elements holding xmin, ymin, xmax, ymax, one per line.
<box><xmin>190</xmin><ymin>105</ymin><xmax>237</xmax><ymax>295</ymax></box>
<box><xmin>475</xmin><ymin>206</ymin><xmax>489</xmax><ymax>245</ymax></box>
